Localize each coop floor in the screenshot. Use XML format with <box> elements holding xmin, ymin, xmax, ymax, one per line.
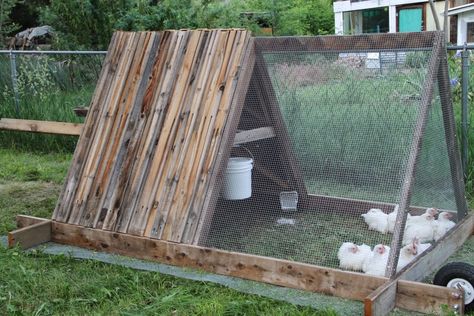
<box><xmin>205</xmin><ymin>198</ymin><xmax>392</xmax><ymax>269</ymax></box>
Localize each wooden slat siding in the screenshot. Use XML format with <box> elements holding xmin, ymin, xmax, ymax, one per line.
<box><xmin>147</xmin><ymin>30</ymin><xmax>206</xmax><ymax>239</ymax></box>
<box><xmin>116</xmin><ymin>31</ymin><xmax>178</xmax><ymax>233</ymax></box>
<box><xmin>0</xmin><ymin>118</ymin><xmax>82</xmax><ymax>136</ymax></box>
<box><xmin>437</xmin><ymin>43</ymin><xmax>470</xmax><ymax>219</ymax></box>
<box><xmin>16</xmin><ymin>215</ymin><xmax>49</xmax><ymax>228</ymax></box>
<box><xmin>233</xmin><ymin>127</ymin><xmax>275</xmax><ymax>145</ymax></box>
<box><xmin>79</xmin><ymin>32</ymin><xmax>152</xmax><ymax>227</ymax></box>
<box><xmin>8</xmin><ymin>221</ymin><xmax>51</xmax><ymax>249</ymax></box>
<box><xmin>52</xmin><ymin>32</ymin><xmax>124</xmax><ymax>222</ymax></box>
<box><xmin>396</xmin><ymin>281</ymin><xmax>463</xmax><ymax>314</ymax></box>
<box><xmin>51</xmin><ymin>221</ymin><xmax>387</xmax><ymax>302</ymax></box>
<box><xmin>138</xmin><ymin>30</ymin><xmax>195</xmax><ymax>238</ymax></box>
<box><xmin>92</xmin><ymin>33</ymin><xmax>161</xmax><ymax>230</ymax></box>
<box><xmin>134</xmin><ymin>31</ymin><xmax>191</xmax><ymax>237</ymax></box>
<box><xmin>175</xmin><ymin>30</ymin><xmax>245</xmax><ymax>242</ymax></box>
<box><xmin>397</xmin><ymin>214</ymin><xmax>474</xmax><ymax>282</ymax></box>
<box><xmin>126</xmin><ymin>31</ymin><xmax>186</xmax><ymax>235</ymax></box>
<box><xmin>253</xmin><ymin>50</ymin><xmax>308</xmax><ymax>203</ymax></box>
<box><xmin>157</xmin><ymin>30</ymin><xmax>217</xmax><ymax>241</ymax></box>
<box><xmin>67</xmin><ymin>32</ymin><xmax>138</xmax><ymax>225</ymax></box>
<box><xmin>72</xmin><ymin>33</ymin><xmax>144</xmax><ymax>226</ymax></box>
<box><xmin>188</xmin><ymin>32</ymin><xmax>253</xmax><ymax>244</ymax></box>
<box><xmin>364</xmin><ymin>280</ymin><xmax>397</xmax><ymax>316</ymax></box>
<box><xmin>386</xmin><ymin>32</ymin><xmax>443</xmax><ymax>278</ymax></box>
<box><xmin>254</xmin><ymin>32</ymin><xmax>436</xmax><ymax>52</ymax></box>
<box><xmin>166</xmin><ymin>30</ymin><xmax>245</xmax><ymax>242</ymax></box>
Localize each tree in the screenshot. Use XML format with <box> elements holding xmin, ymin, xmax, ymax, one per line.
<box><xmin>0</xmin><ymin>0</ymin><xmax>21</xmax><ymax>43</ymax></box>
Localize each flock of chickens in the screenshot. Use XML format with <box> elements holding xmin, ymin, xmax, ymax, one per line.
<box><xmin>337</xmin><ymin>207</ymin><xmax>456</xmax><ymax>276</ymax></box>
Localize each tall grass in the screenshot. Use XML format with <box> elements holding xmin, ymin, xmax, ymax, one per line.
<box><xmin>0</xmin><ymin>53</ymin><xmax>102</xmax><ymax>152</ymax></box>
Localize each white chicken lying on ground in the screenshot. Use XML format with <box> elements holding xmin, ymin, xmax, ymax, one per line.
<box><xmin>413</xmin><ymin>237</ymin><xmax>431</xmax><ymax>258</ymax></box>
<box><xmin>397</xmin><ymin>239</ymin><xmax>419</xmax><ymax>271</ymax></box>
<box><xmin>433</xmin><ymin>211</ymin><xmax>456</xmax><ymax>241</ymax></box>
<box><xmin>387</xmin><ymin>205</ymin><xmax>412</xmax><ymax>233</ymax></box>
<box><xmin>337</xmin><ymin>242</ymin><xmax>372</xmax><ymax>271</ymax></box>
<box><xmin>402</xmin><ymin>213</ymin><xmax>435</xmax><ymax>245</ymax></box>
<box><xmin>408</xmin><ymin>208</ymin><xmax>438</xmax><ymax>225</ymax></box>
<box><xmin>361</xmin><ymin>208</ymin><xmax>389</xmax><ymax>234</ymax></box>
<box><xmin>364</xmin><ymin>244</ymin><xmax>390</xmax><ymax>276</ymax></box>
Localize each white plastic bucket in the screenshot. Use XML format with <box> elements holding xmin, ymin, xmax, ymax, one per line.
<box><xmin>222</xmin><ymin>157</ymin><xmax>253</xmax><ymax>200</ymax></box>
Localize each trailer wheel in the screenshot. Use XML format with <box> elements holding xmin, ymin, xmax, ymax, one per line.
<box><xmin>434</xmin><ymin>262</ymin><xmax>474</xmax><ymax>312</ymax></box>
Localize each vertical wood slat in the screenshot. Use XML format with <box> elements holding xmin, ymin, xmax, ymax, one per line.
<box><xmin>385</xmin><ymin>33</ymin><xmax>444</xmax><ymax>278</ymax></box>
<box><xmin>53</xmin><ymin>32</ymin><xmax>126</xmax><ymax>222</ymax></box>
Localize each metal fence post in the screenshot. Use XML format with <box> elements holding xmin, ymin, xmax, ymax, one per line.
<box><xmin>9</xmin><ymin>50</ymin><xmax>20</xmax><ymax>116</ymax></box>
<box><xmin>461</xmin><ymin>43</ymin><xmax>470</xmax><ymax>181</ymax></box>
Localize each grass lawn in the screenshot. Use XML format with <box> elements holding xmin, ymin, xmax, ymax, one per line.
<box><xmin>0</xmin><ymin>148</ymin><xmax>339</xmax><ymax>315</ymax></box>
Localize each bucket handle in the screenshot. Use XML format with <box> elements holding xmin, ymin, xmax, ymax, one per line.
<box><xmin>235</xmin><ymin>145</ymin><xmax>255</xmax><ymax>163</ymax></box>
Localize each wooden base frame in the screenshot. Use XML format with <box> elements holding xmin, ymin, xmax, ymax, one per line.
<box><xmin>9</xmin><ymin>214</ymin><xmax>472</xmax><ymax>315</ymax></box>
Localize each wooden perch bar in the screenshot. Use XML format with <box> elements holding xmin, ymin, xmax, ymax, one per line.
<box><xmin>233</xmin><ymin>127</ymin><xmax>275</xmax><ymax>145</ymax></box>
<box><xmin>0</xmin><ymin>118</ymin><xmax>83</xmax><ymax>136</ymax></box>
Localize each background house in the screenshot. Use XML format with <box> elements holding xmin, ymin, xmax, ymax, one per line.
<box><xmin>334</xmin><ymin>0</ymin><xmax>474</xmax><ymax>41</ymax></box>
<box><xmin>447</xmin><ymin>3</ymin><xmax>474</xmax><ymax>45</ymax></box>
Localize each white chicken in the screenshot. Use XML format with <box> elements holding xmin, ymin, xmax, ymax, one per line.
<box><xmin>412</xmin><ymin>237</ymin><xmax>431</xmax><ymax>258</ymax></box>
<box><xmin>397</xmin><ymin>239</ymin><xmax>418</xmax><ymax>271</ymax></box>
<box><xmin>361</xmin><ymin>208</ymin><xmax>389</xmax><ymax>234</ymax></box>
<box><xmin>337</xmin><ymin>242</ymin><xmax>372</xmax><ymax>271</ymax></box>
<box><xmin>387</xmin><ymin>205</ymin><xmax>412</xmax><ymax>233</ymax></box>
<box><xmin>364</xmin><ymin>244</ymin><xmax>390</xmax><ymax>276</ymax></box>
<box><xmin>408</xmin><ymin>208</ymin><xmax>438</xmax><ymax>225</ymax></box>
<box><xmin>433</xmin><ymin>211</ymin><xmax>456</xmax><ymax>241</ymax></box>
<box><xmin>402</xmin><ymin>213</ymin><xmax>435</xmax><ymax>245</ymax></box>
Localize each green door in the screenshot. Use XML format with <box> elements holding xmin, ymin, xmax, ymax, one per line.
<box><xmin>398</xmin><ymin>8</ymin><xmax>422</xmax><ymax>32</ymax></box>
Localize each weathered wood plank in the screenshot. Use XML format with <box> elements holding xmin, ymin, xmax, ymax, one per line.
<box><xmin>233</xmin><ymin>127</ymin><xmax>275</xmax><ymax>145</ymax></box>
<box><xmin>8</xmin><ymin>221</ymin><xmax>52</xmax><ymax>249</ymax></box>
<box><xmin>16</xmin><ymin>215</ymin><xmax>49</xmax><ymax>228</ymax></box>
<box><xmin>51</xmin><ymin>221</ymin><xmax>386</xmax><ymax>301</ymax></box>
<box><xmin>0</xmin><ymin>118</ymin><xmax>82</xmax><ymax>136</ymax></box>
<box><xmin>364</xmin><ymin>280</ymin><xmax>397</xmax><ymax>316</ymax></box>
<box><xmin>396</xmin><ymin>280</ymin><xmax>463</xmax><ymax>315</ymax></box>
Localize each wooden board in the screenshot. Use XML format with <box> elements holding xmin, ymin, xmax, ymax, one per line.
<box><xmin>233</xmin><ymin>127</ymin><xmax>275</xmax><ymax>145</ymax></box>
<box><xmin>364</xmin><ymin>280</ymin><xmax>397</xmax><ymax>316</ymax></box>
<box><xmin>52</xmin><ymin>30</ymin><xmax>253</xmax><ymax>244</ymax></box>
<box><xmin>46</xmin><ymin>221</ymin><xmax>464</xmax><ymax>315</ymax></box>
<box><xmin>0</xmin><ymin>118</ymin><xmax>82</xmax><ymax>136</ymax></box>
<box><xmin>16</xmin><ymin>215</ymin><xmax>50</xmax><ymax>228</ymax></box>
<box><xmin>8</xmin><ymin>221</ymin><xmax>52</xmax><ymax>249</ymax></box>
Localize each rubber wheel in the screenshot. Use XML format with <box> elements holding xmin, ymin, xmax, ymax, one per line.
<box><xmin>434</xmin><ymin>262</ymin><xmax>474</xmax><ymax>312</ymax></box>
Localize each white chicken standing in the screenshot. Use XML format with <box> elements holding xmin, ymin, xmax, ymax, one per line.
<box><xmin>433</xmin><ymin>211</ymin><xmax>456</xmax><ymax>241</ymax></box>
<box><xmin>402</xmin><ymin>213</ymin><xmax>435</xmax><ymax>245</ymax></box>
<box><xmin>337</xmin><ymin>242</ymin><xmax>372</xmax><ymax>271</ymax></box>
<box><xmin>364</xmin><ymin>244</ymin><xmax>390</xmax><ymax>276</ymax></box>
<box><xmin>361</xmin><ymin>208</ymin><xmax>389</xmax><ymax>234</ymax></box>
<box><xmin>408</xmin><ymin>208</ymin><xmax>438</xmax><ymax>225</ymax></box>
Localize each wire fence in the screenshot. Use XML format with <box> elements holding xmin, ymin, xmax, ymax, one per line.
<box><xmin>0</xmin><ymin>44</ymin><xmax>471</xmax><ymax>180</ymax></box>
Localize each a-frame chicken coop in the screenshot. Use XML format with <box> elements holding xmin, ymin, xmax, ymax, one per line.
<box><xmin>9</xmin><ymin>29</ymin><xmax>473</xmax><ymax>315</ymax></box>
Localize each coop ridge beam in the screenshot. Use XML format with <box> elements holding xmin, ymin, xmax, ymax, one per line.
<box><xmin>233</xmin><ymin>127</ymin><xmax>275</xmax><ymax>145</ymax></box>
<box><xmin>0</xmin><ymin>118</ymin><xmax>83</xmax><ymax>136</ymax></box>
<box><xmin>8</xmin><ymin>220</ymin><xmax>52</xmax><ymax>249</ymax></box>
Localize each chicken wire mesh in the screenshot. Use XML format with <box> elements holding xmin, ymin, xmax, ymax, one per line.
<box><xmin>198</xmin><ymin>32</ymin><xmax>466</xmax><ymax>277</ymax></box>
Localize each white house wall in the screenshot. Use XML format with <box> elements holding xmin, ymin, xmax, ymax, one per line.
<box><xmin>457</xmin><ymin>11</ymin><xmax>474</xmax><ymax>44</ymax></box>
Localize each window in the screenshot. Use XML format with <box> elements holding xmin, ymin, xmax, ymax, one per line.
<box><xmin>468</xmin><ymin>22</ymin><xmax>474</xmax><ymax>43</ymax></box>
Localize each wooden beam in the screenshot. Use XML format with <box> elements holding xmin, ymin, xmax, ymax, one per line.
<box><xmin>16</xmin><ymin>214</ymin><xmax>50</xmax><ymax>229</ymax></box>
<box><xmin>0</xmin><ymin>118</ymin><xmax>82</xmax><ymax>136</ymax></box>
<box><xmin>8</xmin><ymin>221</ymin><xmax>52</xmax><ymax>249</ymax></box>
<box><xmin>233</xmin><ymin>127</ymin><xmax>275</xmax><ymax>145</ymax></box>
<box><xmin>73</xmin><ymin>107</ymin><xmax>89</xmax><ymax>117</ymax></box>
<box><xmin>51</xmin><ymin>221</ymin><xmax>387</xmax><ymax>301</ymax></box>
<box><xmin>49</xmin><ymin>221</ymin><xmax>466</xmax><ymax>314</ymax></box>
<box><xmin>398</xmin><ymin>214</ymin><xmax>474</xmax><ymax>282</ymax></box>
<box><xmin>396</xmin><ymin>280</ymin><xmax>463</xmax><ymax>315</ymax></box>
<box><xmin>364</xmin><ymin>280</ymin><xmax>397</xmax><ymax>316</ymax></box>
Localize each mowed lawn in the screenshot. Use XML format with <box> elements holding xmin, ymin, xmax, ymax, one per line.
<box><xmin>0</xmin><ymin>148</ymin><xmax>337</xmax><ymax>315</ymax></box>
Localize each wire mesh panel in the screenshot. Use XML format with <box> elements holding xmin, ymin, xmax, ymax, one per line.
<box><xmin>200</xmin><ymin>32</ymin><xmax>465</xmax><ymax>276</ymax></box>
